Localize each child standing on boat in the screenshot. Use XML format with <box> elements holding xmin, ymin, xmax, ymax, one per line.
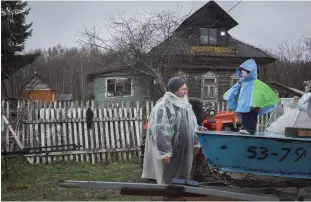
<box><xmin>223</xmin><ymin>59</ymin><xmax>280</xmax><ymax>134</ymax></box>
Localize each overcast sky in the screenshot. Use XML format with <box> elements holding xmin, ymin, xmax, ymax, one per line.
<box><xmin>24</xmin><ymin>1</ymin><xmax>311</xmax><ymax>52</ymax></box>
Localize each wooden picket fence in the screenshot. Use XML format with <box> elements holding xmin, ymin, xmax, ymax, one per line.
<box><xmin>1</xmin><ymin>99</ymin><xmax>272</xmax><ymax>165</ymax></box>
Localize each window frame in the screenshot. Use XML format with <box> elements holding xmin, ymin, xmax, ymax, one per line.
<box><xmin>201</xmin><ymin>71</ymin><xmax>219</xmax><ymax>100</ymax></box>
<box><xmin>105</xmin><ymin>77</ymin><xmax>134</xmax><ymax>98</ymax></box>
<box><xmin>200</xmin><ymin>28</ymin><xmax>218</xmax><ymax>45</ymax></box>
<box><xmin>230</xmin><ymin>73</ymin><xmax>240</xmax><ymax>87</ymax></box>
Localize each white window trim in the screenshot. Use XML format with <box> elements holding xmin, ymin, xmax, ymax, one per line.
<box><xmin>230</xmin><ymin>73</ymin><xmax>239</xmax><ymax>87</ymax></box>
<box><xmin>201</xmin><ymin>71</ymin><xmax>219</xmax><ymax>100</ymax></box>
<box><xmin>105</xmin><ymin>76</ymin><xmax>134</xmax><ymax>98</ymax></box>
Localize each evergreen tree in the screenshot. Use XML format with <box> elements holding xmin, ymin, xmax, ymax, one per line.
<box><xmin>1</xmin><ymin>0</ymin><xmax>40</xmax><ymax>96</ymax></box>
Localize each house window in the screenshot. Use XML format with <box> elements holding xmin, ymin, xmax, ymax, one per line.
<box><xmin>106</xmin><ymin>78</ymin><xmax>132</xmax><ymax>97</ymax></box>
<box><xmin>200</xmin><ymin>28</ymin><xmax>209</xmax><ymax>44</ymax></box>
<box><xmin>203</xmin><ymin>78</ymin><xmax>217</xmax><ymax>98</ymax></box>
<box><xmin>201</xmin><ymin>71</ymin><xmax>218</xmax><ymax>100</ymax></box>
<box><xmin>230</xmin><ymin>73</ymin><xmax>239</xmax><ymax>87</ymax></box>
<box><xmin>200</xmin><ymin>28</ymin><xmax>218</xmax><ymax>45</ymax></box>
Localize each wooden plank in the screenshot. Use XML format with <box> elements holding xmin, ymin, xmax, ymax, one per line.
<box><xmin>92</xmin><ymin>100</ymin><xmax>101</xmax><ymax>163</ymax></box>
<box><xmin>23</xmin><ymin>116</ymin><xmax>143</xmax><ymax>123</ymax></box>
<box><xmin>285</xmin><ymin>127</ymin><xmax>311</xmax><ymax>138</ymax></box>
<box><xmin>45</xmin><ymin>106</ymin><xmax>52</xmax><ymax>163</ymax></box>
<box><xmin>88</xmin><ymin>101</ymin><xmax>95</xmax><ymax>164</ymax></box>
<box><xmin>139</xmin><ymin>102</ymin><xmax>143</xmax><ymax>157</ymax></box>
<box><xmin>2</xmin><ymin>115</ymin><xmax>33</xmax><ymax>164</ymax></box>
<box><xmin>1</xmin><ymin>101</ymin><xmax>4</xmax><ymax>132</ymax></box>
<box><xmin>24</xmin><ymin>147</ymin><xmax>141</xmax><ymax>157</ymax></box>
<box><xmin>11</xmin><ymin>100</ymin><xmax>21</xmax><ymax>151</ymax></box>
<box><xmin>118</xmin><ymin>105</ymin><xmax>127</xmax><ymax>161</ymax></box>
<box><xmin>6</xmin><ymin>101</ymin><xmax>9</xmax><ymax>152</ymax></box>
<box><xmin>56</xmin><ymin>101</ymin><xmax>62</xmax><ymax>161</ymax></box>
<box><xmin>221</xmin><ymin>101</ymin><xmax>225</xmax><ymax>111</ymax></box>
<box><xmin>34</xmin><ymin>102</ymin><xmax>40</xmax><ymax>163</ymax></box>
<box><xmin>21</xmin><ymin>101</ymin><xmax>26</xmax><ymax>149</ymax></box>
<box><xmin>123</xmin><ymin>105</ymin><xmax>131</xmax><ymax>159</ymax></box>
<box><xmin>134</xmin><ymin>101</ymin><xmax>141</xmax><ymax>157</ymax></box>
<box><xmin>128</xmin><ymin>104</ymin><xmax>136</xmax><ymax>157</ymax></box>
<box><xmin>51</xmin><ymin>102</ymin><xmax>57</xmax><ymax>162</ymax></box>
<box><xmin>72</xmin><ymin>102</ymin><xmax>79</xmax><ymax>162</ymax></box>
<box><xmin>27</xmin><ymin>101</ymin><xmax>34</xmax><ymax>163</ymax></box>
<box><xmin>146</xmin><ymin>101</ymin><xmax>150</xmax><ymax>121</ymax></box>
<box><xmin>108</xmin><ymin>107</ymin><xmax>116</xmax><ymax>161</ymax></box>
<box><xmin>113</xmin><ymin>106</ymin><xmax>122</xmax><ymax>161</ymax></box>
<box><xmin>61</xmin><ymin>102</ymin><xmax>69</xmax><ymax>161</ymax></box>
<box><xmin>40</xmin><ymin>103</ymin><xmax>46</xmax><ymax>164</ymax></box>
<box><xmin>83</xmin><ymin>104</ymin><xmax>90</xmax><ymax>163</ymax></box>
<box><xmin>67</xmin><ymin>104</ymin><xmax>74</xmax><ymax>161</ymax></box>
<box><xmin>77</xmin><ymin>103</ymin><xmax>85</xmax><ymax>162</ymax></box>
<box><xmin>98</xmin><ymin>108</ymin><xmax>106</xmax><ymax>163</ymax></box>
<box><xmin>103</xmin><ymin>108</ymin><xmax>111</xmax><ymax>162</ymax></box>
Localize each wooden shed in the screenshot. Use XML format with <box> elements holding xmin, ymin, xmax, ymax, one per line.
<box><xmin>22</xmin><ymin>73</ymin><xmax>56</xmax><ymax>102</ymax></box>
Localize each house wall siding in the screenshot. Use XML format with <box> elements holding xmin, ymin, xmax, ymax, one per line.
<box><xmin>93</xmin><ymin>72</ymin><xmax>151</xmax><ymax>105</ymax></box>
<box><xmin>183</xmin><ymin>67</ymin><xmax>235</xmax><ymax>101</ymax></box>
<box><xmin>182</xmin><ymin>62</ymin><xmax>267</xmax><ymax>101</ymax></box>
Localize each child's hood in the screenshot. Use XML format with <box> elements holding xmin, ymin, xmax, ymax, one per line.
<box><xmin>236</xmin><ymin>59</ymin><xmax>258</xmax><ymax>80</ymax></box>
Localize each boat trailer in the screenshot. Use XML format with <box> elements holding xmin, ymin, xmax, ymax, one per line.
<box><xmin>57</xmin><ymin>178</ymin><xmax>310</xmax><ymax>201</ymax></box>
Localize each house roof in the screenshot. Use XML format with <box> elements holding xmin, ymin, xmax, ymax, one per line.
<box><xmin>267</xmin><ymin>81</ymin><xmax>305</xmax><ymax>96</ymax></box>
<box><xmin>87</xmin><ymin>66</ymin><xmax>129</xmax><ymax>81</ymax></box>
<box><xmin>178</xmin><ymin>1</ymin><xmax>238</xmax><ymax>30</ymax></box>
<box><xmin>148</xmin><ymin>1</ymin><xmax>276</xmax><ymax>61</ymax></box>
<box><xmin>23</xmin><ymin>72</ymin><xmax>55</xmax><ymax>91</ymax></box>
<box><xmin>148</xmin><ymin>33</ymin><xmax>277</xmax><ymax>60</ymax></box>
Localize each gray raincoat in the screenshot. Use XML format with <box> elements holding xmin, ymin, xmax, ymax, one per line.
<box><xmin>141</xmin><ymin>92</ymin><xmax>198</xmax><ymax>184</ymax></box>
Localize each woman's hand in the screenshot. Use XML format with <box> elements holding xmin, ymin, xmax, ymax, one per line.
<box><xmin>162</xmin><ymin>156</ymin><xmax>171</xmax><ymax>164</ymax></box>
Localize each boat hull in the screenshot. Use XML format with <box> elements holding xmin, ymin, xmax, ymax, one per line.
<box><xmin>197</xmin><ymin>131</ymin><xmax>311</xmax><ymax>188</ymax></box>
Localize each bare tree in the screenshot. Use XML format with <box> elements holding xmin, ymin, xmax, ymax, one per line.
<box><xmin>266</xmin><ymin>36</ymin><xmax>311</xmax><ymax>91</ymax></box>
<box><xmin>78</xmin><ymin>5</ymin><xmax>193</xmax><ymax>93</ymax></box>
<box><xmin>22</xmin><ymin>45</ymin><xmax>106</xmax><ymax>100</ymax></box>
<box><xmin>8</xmin><ymin>61</ymin><xmax>43</xmax><ymax>98</ymax></box>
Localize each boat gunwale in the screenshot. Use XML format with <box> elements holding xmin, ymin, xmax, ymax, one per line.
<box><xmin>196</xmin><ymin>131</ymin><xmax>311</xmax><ymax>142</ymax></box>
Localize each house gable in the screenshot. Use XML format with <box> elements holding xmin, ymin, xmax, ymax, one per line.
<box><xmin>149</xmin><ymin>1</ymin><xmax>276</xmax><ymax>62</ymax></box>
<box><xmin>178</xmin><ymin>1</ymin><xmax>238</xmax><ymax>30</ymax></box>
<box><xmin>24</xmin><ymin>74</ymin><xmax>52</xmax><ymax>91</ymax></box>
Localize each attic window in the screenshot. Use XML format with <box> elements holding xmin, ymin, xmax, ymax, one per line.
<box><xmin>106</xmin><ymin>77</ymin><xmax>132</xmax><ymax>97</ymax></box>
<box><xmin>200</xmin><ymin>28</ymin><xmax>218</xmax><ymax>45</ymax></box>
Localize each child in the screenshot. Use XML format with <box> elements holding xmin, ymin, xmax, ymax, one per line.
<box><xmin>223</xmin><ymin>59</ymin><xmax>280</xmax><ymax>134</ymax></box>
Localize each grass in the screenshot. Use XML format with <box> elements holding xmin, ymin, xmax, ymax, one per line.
<box><xmin>1</xmin><ymin>158</ymin><xmax>154</xmax><ymax>201</ymax></box>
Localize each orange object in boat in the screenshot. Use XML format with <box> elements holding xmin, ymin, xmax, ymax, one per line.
<box><xmin>202</xmin><ymin>111</ymin><xmax>236</xmax><ymax>131</ymax></box>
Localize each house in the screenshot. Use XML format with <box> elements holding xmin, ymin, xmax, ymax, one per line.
<box><xmin>89</xmin><ymin>1</ymin><xmax>277</xmax><ymax>104</ymax></box>
<box><xmin>88</xmin><ymin>60</ymin><xmax>152</xmax><ymax>105</ymax></box>
<box><xmin>22</xmin><ymin>72</ymin><xmax>56</xmax><ymax>102</ymax></box>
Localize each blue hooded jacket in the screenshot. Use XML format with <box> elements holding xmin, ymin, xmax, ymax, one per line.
<box><xmin>223</xmin><ymin>59</ymin><xmax>279</xmax><ymax>115</ymax></box>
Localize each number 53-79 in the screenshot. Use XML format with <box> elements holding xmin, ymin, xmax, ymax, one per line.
<box><xmin>247</xmin><ymin>146</ymin><xmax>306</xmax><ymax>162</ymax></box>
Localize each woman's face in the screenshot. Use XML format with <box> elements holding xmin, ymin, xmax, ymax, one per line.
<box><xmin>241</xmin><ymin>70</ymin><xmax>248</xmax><ymax>78</ymax></box>
<box><xmin>175</xmin><ymin>84</ymin><xmax>187</xmax><ymax>98</ymax></box>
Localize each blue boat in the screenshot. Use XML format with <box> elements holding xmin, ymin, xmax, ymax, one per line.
<box><xmin>196</xmin><ymin>130</ymin><xmax>311</xmax><ymax>188</ymax></box>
